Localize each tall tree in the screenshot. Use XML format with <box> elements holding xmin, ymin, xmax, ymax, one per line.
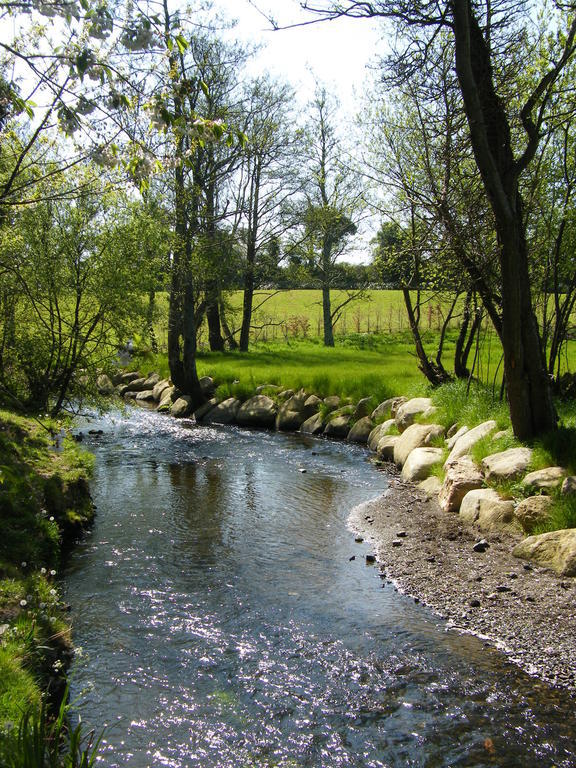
<box><xmin>291</xmin><ymin>87</ymin><xmax>360</xmax><ymax>347</ymax></box>
<box><xmin>235</xmin><ymin>77</ymin><xmax>299</xmax><ymax>351</ymax></box>
<box><xmin>0</xmin><ymin>168</ymin><xmax>153</xmax><ymax>414</ymax></box>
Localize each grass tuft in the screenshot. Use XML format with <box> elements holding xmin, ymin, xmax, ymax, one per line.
<box><xmin>430</xmin><ymin>379</ymin><xmax>511</xmax><ymax>431</ymax></box>
<box><xmin>533</xmin><ymin>495</ymin><xmax>576</xmax><ymax>534</ymax></box>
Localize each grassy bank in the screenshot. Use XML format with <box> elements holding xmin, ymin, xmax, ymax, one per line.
<box><xmin>0</xmin><ymin>410</ymin><xmax>95</xmax><ymax>760</ymax></box>
<box><xmin>147</xmin><ymin>290</ymin><xmax>576</xmax><ymax>384</ymax></box>
<box><xmin>145</xmin><ymin>336</ymin><xmax>431</xmax><ymax>403</ymax></box>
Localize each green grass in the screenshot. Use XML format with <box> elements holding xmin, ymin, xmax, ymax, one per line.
<box><xmin>430</xmin><ymin>379</ymin><xmax>512</xmax><ymax>432</ymax></box>
<box><xmin>534</xmin><ymin>495</ymin><xmax>576</xmax><ymax>534</ymax></box>
<box><xmin>0</xmin><ymin>410</ymin><xmax>94</xmax><ymax>737</ymax></box>
<box><xmin>143</xmin><ymin>336</ymin><xmax>429</xmax><ymax>405</ymax></box>
<box><xmin>0</xmin><ymin>685</ymin><xmax>102</xmax><ymax>767</ymax></box>
<box><xmin>147</xmin><ymin>289</ymin><xmax>576</xmax><ymax>389</ymax></box>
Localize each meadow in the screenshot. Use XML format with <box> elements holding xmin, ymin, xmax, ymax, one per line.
<box><xmin>146</xmin><ymin>289</ymin><xmax>576</xmax><ymax>402</ymax></box>
<box><xmin>154</xmin><ymin>289</ymin><xmax>460</xmax><ymax>348</ymax></box>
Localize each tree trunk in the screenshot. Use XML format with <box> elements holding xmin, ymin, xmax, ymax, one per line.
<box><xmin>322</xmin><ymin>283</ymin><xmax>334</xmax><ymax>347</ymax></box>
<box><xmin>146</xmin><ymin>288</ymin><xmax>158</xmax><ymax>354</ymax></box>
<box><xmin>240</xmin><ymin>160</ymin><xmax>261</xmax><ymax>353</ymax></box>
<box><xmin>321</xmin><ymin>235</ymin><xmax>335</xmax><ymax>347</ymax></box>
<box><xmin>452</xmin><ymin>0</ymin><xmax>557</xmax><ymax>438</ymax></box>
<box><xmin>240</xmin><ymin>238</ymin><xmax>256</xmax><ymax>352</ymax></box>
<box><xmin>220</xmin><ymin>315</ymin><xmax>238</xmax><ymax>351</ymax></box>
<box><xmin>454</xmin><ymin>291</ymin><xmax>482</xmax><ymax>378</ymax></box>
<box><xmin>403</xmin><ymin>287</ymin><xmax>450</xmax><ymax>385</ymax></box>
<box><xmin>205</xmin><ymin>279</ymin><xmax>225</xmax><ymax>352</ymax></box>
<box><xmin>167</xmin><ymin>163</ymin><xmax>204</xmax><ymax>407</ymax></box>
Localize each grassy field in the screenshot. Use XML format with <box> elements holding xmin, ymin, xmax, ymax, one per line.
<box><xmin>148</xmin><ymin>290</ymin><xmax>575</xmax><ymax>390</ymax></box>
<box><xmin>153</xmin><ymin>289</ymin><xmax>461</xmax><ymax>348</ymax></box>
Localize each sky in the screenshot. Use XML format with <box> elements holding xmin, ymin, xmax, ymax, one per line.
<box><xmin>211</xmin><ymin>0</ymin><xmax>386</xmax><ymax>117</ymax></box>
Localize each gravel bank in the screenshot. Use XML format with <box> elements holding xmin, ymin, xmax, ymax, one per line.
<box><xmin>349</xmin><ymin>473</ymin><xmax>576</xmax><ymax>695</ymax></box>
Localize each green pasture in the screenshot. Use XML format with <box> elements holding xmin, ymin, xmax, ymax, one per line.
<box><xmin>148</xmin><ymin>290</ymin><xmax>575</xmax><ymax>389</ymax></box>
<box><xmin>153</xmin><ymin>290</ymin><xmax>462</xmax><ymax>349</ymax></box>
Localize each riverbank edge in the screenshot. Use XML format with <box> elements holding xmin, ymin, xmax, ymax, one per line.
<box><xmin>0</xmin><ymin>409</ymin><xmax>95</xmax><ymax>739</ymax></box>
<box><xmin>348</xmin><ymin>479</ymin><xmax>576</xmax><ymax>695</ymax></box>
<box><xmin>102</xmin><ymin>371</ymin><xmax>576</xmax><ymax>695</ymax></box>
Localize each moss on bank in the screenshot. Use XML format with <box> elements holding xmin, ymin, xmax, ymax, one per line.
<box><xmin>0</xmin><ymin>409</ymin><xmax>94</xmax><ymax>740</ymax></box>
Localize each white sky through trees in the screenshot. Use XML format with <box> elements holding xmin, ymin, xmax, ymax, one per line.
<box><xmin>213</xmin><ymin>0</ymin><xmax>384</xmax><ymax>118</ymax></box>
<box><xmin>212</xmin><ymin>0</ymin><xmax>385</xmax><ymax>262</ymax></box>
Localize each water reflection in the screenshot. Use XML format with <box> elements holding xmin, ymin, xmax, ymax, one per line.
<box><xmin>65</xmin><ymin>408</ymin><xmax>576</xmax><ymax>768</ymax></box>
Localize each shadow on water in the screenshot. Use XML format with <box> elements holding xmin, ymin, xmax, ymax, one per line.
<box><xmin>65</xmin><ymin>408</ymin><xmax>576</xmax><ymax>768</ymax></box>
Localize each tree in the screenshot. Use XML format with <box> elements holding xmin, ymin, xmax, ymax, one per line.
<box><xmin>525</xmin><ymin>105</ymin><xmax>576</xmax><ymax>381</ymax></box>
<box><xmin>290</xmin><ymin>87</ymin><xmax>361</xmax><ymax>347</ymax></box>
<box><xmin>186</xmin><ymin>33</ymin><xmax>253</xmax><ymax>352</ymax></box>
<box><xmin>362</xmin><ymin>40</ymin><xmax>495</xmax><ymax>384</ymax></box>
<box><xmin>0</xmin><ymin>168</ymin><xmax>153</xmax><ymax>414</ymax></box>
<box><xmin>301</xmin><ymin>0</ymin><xmax>576</xmax><ymax>437</ymax></box>
<box><xmin>234</xmin><ymin>77</ymin><xmax>298</xmax><ymax>351</ymax></box>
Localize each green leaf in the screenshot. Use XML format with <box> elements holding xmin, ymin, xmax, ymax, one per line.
<box><xmin>175</xmin><ymin>34</ymin><xmax>189</xmax><ymax>54</ymax></box>
<box><xmin>166</xmin><ymin>36</ymin><xmax>174</xmax><ymax>52</ymax></box>
<box><xmin>200</xmin><ymin>80</ymin><xmax>209</xmax><ymax>97</ymax></box>
<box><xmin>75</xmin><ymin>48</ymin><xmax>94</xmax><ymax>79</ymax></box>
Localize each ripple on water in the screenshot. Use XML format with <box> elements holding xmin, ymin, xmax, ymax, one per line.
<box><xmin>65</xmin><ymin>408</ymin><xmax>576</xmax><ymax>768</ymax></box>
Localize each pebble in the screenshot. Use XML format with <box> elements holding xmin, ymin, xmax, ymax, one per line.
<box><xmin>396</xmin><ymin>531</ymin><xmax>407</xmax><ymax>538</ymax></box>
<box><xmin>392</xmin><ymin>540</ymin><xmax>403</xmax><ymax>548</ymax></box>
<box><xmin>473</xmin><ymin>539</ymin><xmax>490</xmax><ymax>553</ymax></box>
<box><xmin>299</xmin><ymin>468</ymin><xmax>307</xmax><ymax>473</ymax></box>
<box><xmin>349</xmin><ymin>555</ymin><xmax>356</xmax><ymax>561</ymax></box>
<box><xmin>470</xmin><ymin>599</ymin><xmax>481</xmax><ymax>608</ymax></box>
<box><xmin>366</xmin><ymin>554</ymin><xmax>376</xmax><ymax>563</ymax></box>
<box><xmin>496</xmin><ymin>585</ymin><xmax>512</xmax><ymax>593</ymax></box>
<box><xmin>354</xmin><ymin>536</ymin><xmax>364</xmax><ymax>543</ymax></box>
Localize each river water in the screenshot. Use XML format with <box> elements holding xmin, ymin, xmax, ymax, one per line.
<box><xmin>65</xmin><ymin>407</ymin><xmax>576</xmax><ymax>767</ymax></box>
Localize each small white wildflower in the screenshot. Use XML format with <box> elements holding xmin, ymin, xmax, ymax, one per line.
<box><xmin>40</xmin><ymin>567</ymin><xmax>47</xmax><ymax>575</ymax></box>
<box><xmin>20</xmin><ymin>599</ymin><xmax>28</xmax><ymax>607</ymax></box>
<box><xmin>49</xmin><ymin>516</ymin><xmax>55</xmax><ymax>522</ymax></box>
<box><xmin>21</xmin><ymin>561</ymin><xmax>27</xmax><ymax>568</ymax></box>
<box><xmin>50</xmin><ymin>588</ymin><xmax>57</xmax><ymax>596</ymax></box>
<box><xmin>50</xmin><ymin>569</ymin><xmax>56</xmax><ymax>576</ymax></box>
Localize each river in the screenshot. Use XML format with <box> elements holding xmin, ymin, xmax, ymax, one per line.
<box><xmin>64</xmin><ymin>407</ymin><xmax>576</xmax><ymax>767</ymax></box>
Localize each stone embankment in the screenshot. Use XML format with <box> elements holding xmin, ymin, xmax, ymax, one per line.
<box><xmin>97</xmin><ymin>371</ymin><xmax>576</xmax><ymax>576</ymax></box>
